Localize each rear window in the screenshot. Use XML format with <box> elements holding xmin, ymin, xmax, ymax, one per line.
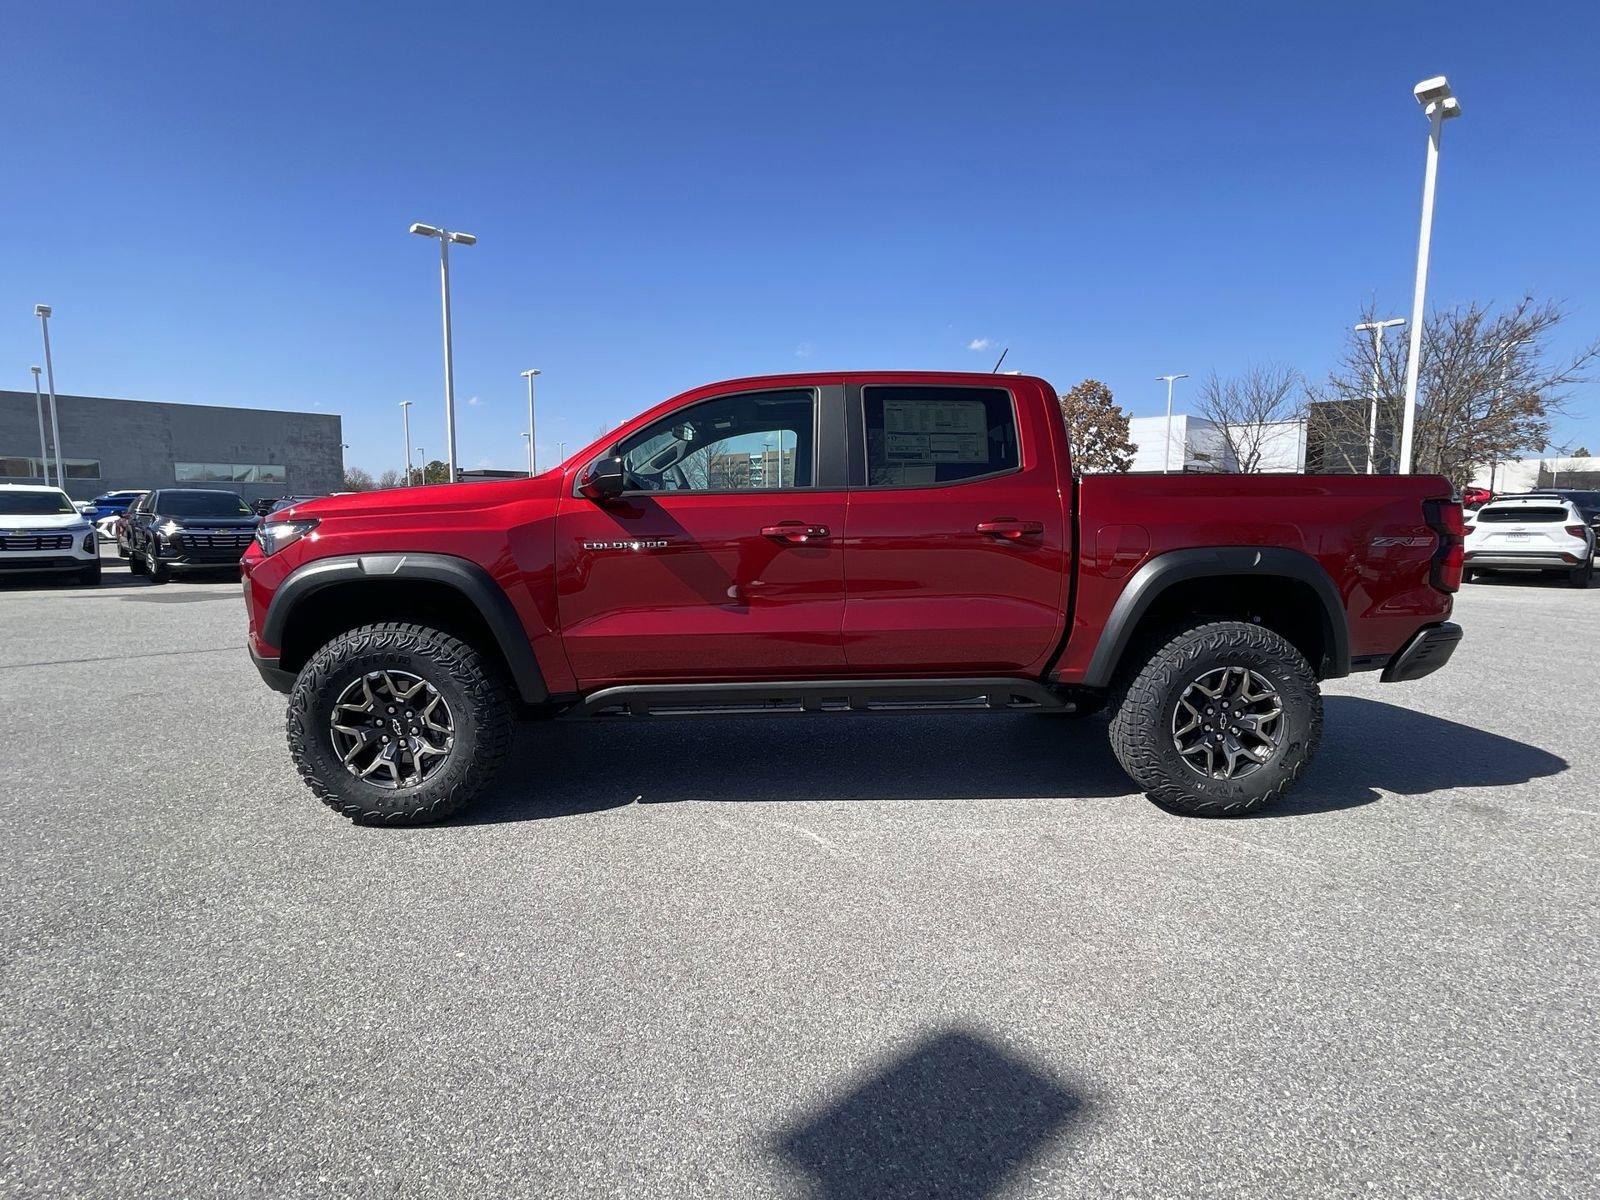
<box><xmin>1476</xmin><ymin>506</ymin><xmax>1569</xmax><ymax>523</ymax></box>
<box><xmin>863</xmin><ymin>386</ymin><xmax>1019</xmax><ymax>487</ymax></box>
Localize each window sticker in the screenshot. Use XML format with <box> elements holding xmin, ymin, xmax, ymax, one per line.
<box><xmin>881</xmin><ymin>399</ymin><xmax>989</xmax><ymax>464</ymax></box>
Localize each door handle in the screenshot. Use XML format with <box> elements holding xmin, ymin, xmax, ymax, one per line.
<box><xmin>761</xmin><ymin>522</ymin><xmax>830</xmax><ymax>544</ymax></box>
<box><xmin>976</xmin><ymin>519</ymin><xmax>1044</xmax><ymax>540</ymax></box>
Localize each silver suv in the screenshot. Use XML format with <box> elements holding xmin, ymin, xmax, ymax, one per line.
<box><xmin>0</xmin><ymin>484</ymin><xmax>102</xmax><ymax>585</ymax></box>
<box><xmin>1464</xmin><ymin>495</ymin><xmax>1595</xmax><ymax>588</ymax></box>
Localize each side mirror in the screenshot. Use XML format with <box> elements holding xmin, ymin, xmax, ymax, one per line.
<box><xmin>578</xmin><ymin>456</ymin><xmax>627</xmax><ymax>502</ymax></box>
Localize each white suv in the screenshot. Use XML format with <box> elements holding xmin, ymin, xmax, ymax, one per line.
<box><xmin>0</xmin><ymin>484</ymin><xmax>103</xmax><ymax>585</ymax></box>
<box><xmin>1464</xmin><ymin>495</ymin><xmax>1595</xmax><ymax>588</ymax></box>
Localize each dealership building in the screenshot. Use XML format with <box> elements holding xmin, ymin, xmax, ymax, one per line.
<box><xmin>0</xmin><ymin>390</ymin><xmax>343</xmax><ymax>503</ymax></box>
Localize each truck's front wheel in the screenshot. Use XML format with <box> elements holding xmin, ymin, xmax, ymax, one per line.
<box><xmin>287</xmin><ymin>623</ymin><xmax>514</xmax><ymax>825</ymax></box>
<box><xmin>1109</xmin><ymin>621</ymin><xmax>1321</xmax><ymax>816</ymax></box>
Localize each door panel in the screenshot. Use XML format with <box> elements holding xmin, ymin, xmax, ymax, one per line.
<box><xmin>554</xmin><ymin>385</ymin><xmax>849</xmax><ymax>687</ymax></box>
<box><xmin>841</xmin><ymin>383</ymin><xmax>1070</xmax><ymax>675</ymax></box>
<box><xmin>555</xmin><ymin>491</ymin><xmax>847</xmax><ymax>685</ymax></box>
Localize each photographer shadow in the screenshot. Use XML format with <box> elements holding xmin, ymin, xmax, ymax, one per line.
<box><xmin>769</xmin><ymin>1027</ymin><xmax>1088</xmax><ymax>1199</ymax></box>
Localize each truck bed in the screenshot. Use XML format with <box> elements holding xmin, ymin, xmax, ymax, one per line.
<box><xmin>1058</xmin><ymin>472</ymin><xmax>1457</xmax><ymax>684</ymax></box>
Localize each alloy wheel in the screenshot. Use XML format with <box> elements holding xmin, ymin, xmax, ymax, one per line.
<box><xmin>1171</xmin><ymin>666</ymin><xmax>1284</xmax><ymax>780</ymax></box>
<box><xmin>329</xmin><ymin>670</ymin><xmax>454</xmax><ymax>789</ymax></box>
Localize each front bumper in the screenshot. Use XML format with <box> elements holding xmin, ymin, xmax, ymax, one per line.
<box><xmin>157</xmin><ymin>528</ymin><xmax>257</xmax><ymax>568</ymax></box>
<box><xmin>250</xmin><ymin>644</ymin><xmax>297</xmax><ymax>693</ymax></box>
<box><xmin>0</xmin><ymin>541</ymin><xmax>99</xmax><ymax>572</ymax></box>
<box><xmin>0</xmin><ymin>555</ymin><xmax>92</xmax><ymax>573</ymax></box>
<box><xmin>1380</xmin><ymin>622</ymin><xmax>1463</xmax><ymax>683</ymax></box>
<box><xmin>160</xmin><ymin>554</ymin><xmax>246</xmax><ymax>569</ymax></box>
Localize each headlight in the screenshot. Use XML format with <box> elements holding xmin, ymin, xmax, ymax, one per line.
<box><xmin>81</xmin><ymin>532</ymin><xmax>96</xmax><ymax>553</ymax></box>
<box><xmin>254</xmin><ymin>519</ymin><xmax>318</xmax><ymax>556</ymax></box>
<box><xmin>160</xmin><ymin>519</ymin><xmax>183</xmax><ymax>537</ymax></box>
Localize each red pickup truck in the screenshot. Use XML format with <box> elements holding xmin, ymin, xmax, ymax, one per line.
<box><xmin>241</xmin><ymin>371</ymin><xmax>1463</xmax><ymax>825</ymax></box>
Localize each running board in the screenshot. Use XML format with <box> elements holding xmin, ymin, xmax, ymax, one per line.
<box><xmin>568</xmin><ymin>678</ymin><xmax>1078</xmax><ymax>720</ymax></box>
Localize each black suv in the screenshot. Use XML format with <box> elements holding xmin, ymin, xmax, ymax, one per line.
<box><xmin>253</xmin><ymin>494</ymin><xmax>324</xmax><ymax>517</ymax></box>
<box><xmin>123</xmin><ymin>489</ymin><xmax>259</xmax><ymax>582</ymax></box>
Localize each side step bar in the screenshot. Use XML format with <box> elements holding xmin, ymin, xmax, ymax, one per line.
<box><xmin>567</xmin><ymin>677</ymin><xmax>1081</xmax><ymax>720</ymax></box>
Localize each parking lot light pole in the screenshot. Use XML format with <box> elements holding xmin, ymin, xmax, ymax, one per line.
<box><xmin>1399</xmin><ymin>77</ymin><xmax>1462</xmax><ymax>474</ymax></box>
<box><xmin>521</xmin><ymin>368</ymin><xmax>541</xmax><ymax>476</ymax></box>
<box><xmin>399</xmin><ymin>400</ymin><xmax>414</xmax><ymax>485</ymax></box>
<box><xmin>1158</xmin><ymin>374</ymin><xmax>1189</xmax><ymax>473</ymax></box>
<box><xmin>35</xmin><ymin>306</ymin><xmax>65</xmax><ymax>490</ymax></box>
<box><xmin>30</xmin><ymin>366</ymin><xmax>50</xmax><ymax>485</ymax></box>
<box><xmin>408</xmin><ymin>224</ymin><xmax>477</xmax><ymax>483</ymax></box>
<box><xmin>1354</xmin><ymin>317</ymin><xmax>1406</xmax><ymax>473</ymax></box>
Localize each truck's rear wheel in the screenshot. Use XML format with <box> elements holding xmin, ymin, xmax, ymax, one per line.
<box><xmin>287</xmin><ymin>622</ymin><xmax>514</xmax><ymax>825</ymax></box>
<box><xmin>1108</xmin><ymin>621</ymin><xmax>1321</xmax><ymax>816</ymax></box>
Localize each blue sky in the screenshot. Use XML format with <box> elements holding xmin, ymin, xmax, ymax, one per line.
<box><xmin>4</xmin><ymin>0</ymin><xmax>1599</xmax><ymax>474</ymax></box>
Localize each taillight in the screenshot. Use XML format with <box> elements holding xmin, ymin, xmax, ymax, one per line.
<box><xmin>1566</xmin><ymin>525</ymin><xmax>1588</xmax><ymax>539</ymax></box>
<box><xmin>1423</xmin><ymin>499</ymin><xmax>1464</xmax><ymax>593</ymax></box>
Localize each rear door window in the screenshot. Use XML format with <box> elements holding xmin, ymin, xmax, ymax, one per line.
<box><xmin>862</xmin><ymin>386</ymin><xmax>1019</xmax><ymax>487</ymax></box>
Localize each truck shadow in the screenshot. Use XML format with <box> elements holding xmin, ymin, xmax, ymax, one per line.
<box><xmin>460</xmin><ymin>695</ymin><xmax>1567</xmax><ymax>824</ymax></box>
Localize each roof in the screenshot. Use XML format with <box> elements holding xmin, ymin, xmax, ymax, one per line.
<box><xmin>0</xmin><ymin>483</ymin><xmax>68</xmax><ymax>493</ymax></box>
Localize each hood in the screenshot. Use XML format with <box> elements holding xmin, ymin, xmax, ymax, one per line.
<box><xmin>273</xmin><ymin>472</ymin><xmax>564</xmax><ymax>522</ymax></box>
<box><xmin>0</xmin><ymin>511</ymin><xmax>93</xmax><ymax>532</ymax></box>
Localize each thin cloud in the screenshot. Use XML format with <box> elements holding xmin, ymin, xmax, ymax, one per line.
<box><xmin>794</xmin><ymin>342</ymin><xmax>815</xmax><ymax>359</ymax></box>
<box><xmin>968</xmin><ymin>338</ymin><xmax>996</xmax><ymax>352</ymax></box>
<box><xmin>467</xmin><ymin>395</ymin><xmax>482</xmax><ymax>406</ymax></box>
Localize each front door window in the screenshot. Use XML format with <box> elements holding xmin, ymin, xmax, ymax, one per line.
<box><xmin>616</xmin><ymin>389</ymin><xmax>815</xmax><ymax>493</ymax></box>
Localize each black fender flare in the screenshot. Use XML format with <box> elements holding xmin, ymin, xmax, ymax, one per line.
<box><xmin>262</xmin><ymin>552</ymin><xmax>548</xmax><ymax>703</ymax></box>
<box><xmin>1080</xmin><ymin>546</ymin><xmax>1349</xmax><ymax>688</ymax></box>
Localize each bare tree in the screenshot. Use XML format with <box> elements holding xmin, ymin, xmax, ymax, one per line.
<box><xmin>375</xmin><ymin>468</ymin><xmax>404</xmax><ymax>489</ymax></box>
<box><xmin>342</xmin><ymin>466</ymin><xmax>375</xmax><ymax>491</ymax></box>
<box><xmin>1308</xmin><ymin>297</ymin><xmax>1599</xmax><ymax>484</ymax></box>
<box><xmin>1194</xmin><ymin>364</ymin><xmax>1305</xmax><ymax>473</ymax></box>
<box><xmin>1057</xmin><ymin>379</ymin><xmax>1135</xmax><ymax>473</ymax></box>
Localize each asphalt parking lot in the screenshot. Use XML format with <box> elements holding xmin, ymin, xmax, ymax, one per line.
<box><xmin>2</xmin><ymin>549</ymin><xmax>1595</xmax><ymax>1198</ymax></box>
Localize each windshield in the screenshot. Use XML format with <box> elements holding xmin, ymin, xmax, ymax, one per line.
<box><xmin>0</xmin><ymin>491</ymin><xmax>76</xmax><ymax>516</ymax></box>
<box><xmin>158</xmin><ymin>491</ymin><xmax>253</xmax><ymax>518</ymax></box>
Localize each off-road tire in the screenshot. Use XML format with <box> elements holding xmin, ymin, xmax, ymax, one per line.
<box><xmin>1108</xmin><ymin>621</ymin><xmax>1321</xmax><ymax>816</ymax></box>
<box><xmin>287</xmin><ymin>622</ymin><xmax>514</xmax><ymax>825</ymax></box>
<box><xmin>78</xmin><ymin>562</ymin><xmax>102</xmax><ymax>586</ymax></box>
